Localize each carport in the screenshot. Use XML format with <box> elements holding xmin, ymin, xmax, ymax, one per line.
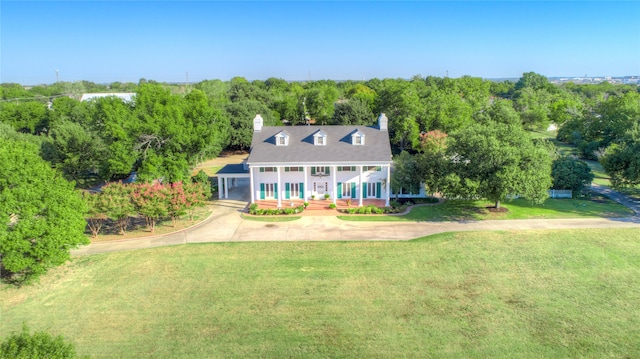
<box><xmin>216</xmin><ymin>164</ymin><xmax>250</xmax><ymax>200</ymax></box>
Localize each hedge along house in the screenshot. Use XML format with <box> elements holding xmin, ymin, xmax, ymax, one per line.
<box><xmin>246</xmin><ymin>114</ymin><xmax>393</xmax><ymax>208</ymax></box>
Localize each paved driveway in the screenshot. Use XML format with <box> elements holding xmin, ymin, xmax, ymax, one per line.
<box><xmin>72</xmin><ymin>190</ymin><xmax>640</xmax><ymax>256</ymax></box>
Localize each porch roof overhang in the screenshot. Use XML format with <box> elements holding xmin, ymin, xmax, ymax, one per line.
<box><xmin>216</xmin><ymin>164</ymin><xmax>250</xmax><ymax>178</ymax></box>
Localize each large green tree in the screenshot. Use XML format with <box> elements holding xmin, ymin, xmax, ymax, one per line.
<box><xmin>551</xmin><ymin>156</ymin><xmax>594</xmax><ymax>192</ymax></box>
<box><xmin>182</xmin><ymin>89</ymin><xmax>230</xmax><ymax>165</ymax></box>
<box><xmin>225</xmin><ymin>99</ymin><xmax>276</xmax><ymax>150</ymax></box>
<box><xmin>90</xmin><ymin>96</ymin><xmax>138</xmax><ymax>178</ymax></box>
<box><xmin>331</xmin><ymin>98</ymin><xmax>374</xmax><ymax>126</ymax></box>
<box><xmin>40</xmin><ymin>120</ymin><xmax>107</xmax><ymax>182</ymax></box>
<box><xmin>304</xmin><ymin>85</ymin><xmax>339</xmax><ymax>124</ymax></box>
<box><xmin>0</xmin><ymin>139</ymin><xmax>88</xmax><ymax>283</ymax></box>
<box><xmin>391</xmin><ymin>151</ymin><xmax>421</xmax><ymax>198</ymax></box>
<box><xmin>601</xmin><ymin>124</ymin><xmax>640</xmax><ymax>188</ymax></box>
<box><xmin>133</xmin><ymin>83</ymin><xmax>191</xmax><ymax>182</ymax></box>
<box><xmin>445</xmin><ymin>123</ymin><xmax>552</xmax><ymax>208</ymax></box>
<box><xmin>0</xmin><ymin>101</ymin><xmax>49</xmax><ymax>134</ymax></box>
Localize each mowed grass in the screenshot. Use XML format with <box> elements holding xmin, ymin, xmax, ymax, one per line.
<box><xmin>192</xmin><ymin>165</ymin><xmax>223</xmax><ymax>177</ymax></box>
<box><xmin>2</xmin><ymin>229</ymin><xmax>640</xmax><ymax>358</ymax></box>
<box><xmin>339</xmin><ymin>196</ymin><xmax>634</xmax><ymax>222</ymax></box>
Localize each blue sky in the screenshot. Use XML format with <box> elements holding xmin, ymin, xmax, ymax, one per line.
<box><xmin>1</xmin><ymin>1</ymin><xmax>639</xmax><ymax>84</ymax></box>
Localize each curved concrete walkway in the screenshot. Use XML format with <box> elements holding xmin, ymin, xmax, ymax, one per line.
<box><xmin>72</xmin><ymin>184</ymin><xmax>640</xmax><ymax>256</ymax></box>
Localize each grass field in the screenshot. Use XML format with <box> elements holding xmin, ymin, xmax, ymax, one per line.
<box><xmin>2</xmin><ymin>229</ymin><xmax>640</xmax><ymax>358</ymax></box>
<box><xmin>339</xmin><ymin>196</ymin><xmax>634</xmax><ymax>222</ymax></box>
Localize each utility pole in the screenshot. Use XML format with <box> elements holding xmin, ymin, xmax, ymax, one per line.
<box><xmin>56</xmin><ymin>69</ymin><xmax>59</xmax><ymax>83</ymax></box>
<box><xmin>186</xmin><ymin>71</ymin><xmax>189</xmax><ymax>86</ymax></box>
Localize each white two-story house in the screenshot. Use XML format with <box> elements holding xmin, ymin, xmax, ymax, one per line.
<box><xmin>246</xmin><ymin>114</ymin><xmax>393</xmax><ymax>208</ymax></box>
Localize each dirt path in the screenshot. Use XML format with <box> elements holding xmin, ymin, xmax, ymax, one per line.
<box><xmin>194</xmin><ymin>151</ymin><xmax>248</xmax><ymax>168</ymax></box>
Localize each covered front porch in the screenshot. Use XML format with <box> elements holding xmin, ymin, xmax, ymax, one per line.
<box><xmin>216</xmin><ymin>164</ymin><xmax>250</xmax><ymax>200</ymax></box>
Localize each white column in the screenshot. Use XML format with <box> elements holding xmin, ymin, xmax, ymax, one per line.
<box><xmin>359</xmin><ymin>165</ymin><xmax>364</xmax><ymax>207</ymax></box>
<box><xmin>224</xmin><ymin>177</ymin><xmax>229</xmax><ymax>199</ymax></box>
<box><xmin>332</xmin><ymin>165</ymin><xmax>337</xmax><ymax>205</ymax></box>
<box><xmin>249</xmin><ymin>167</ymin><xmax>255</xmax><ymax>204</ymax></box>
<box><xmin>218</xmin><ymin>176</ymin><xmax>223</xmax><ymax>200</ymax></box>
<box><xmin>303</xmin><ymin>166</ymin><xmax>308</xmax><ymax>201</ymax></box>
<box><xmin>277</xmin><ymin>166</ymin><xmax>282</xmax><ymax>208</ymax></box>
<box><xmin>385</xmin><ymin>165</ymin><xmax>391</xmax><ymax>206</ymax></box>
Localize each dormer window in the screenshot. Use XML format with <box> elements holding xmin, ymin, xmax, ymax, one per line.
<box><xmin>351</xmin><ymin>130</ymin><xmax>365</xmax><ymax>145</ymax></box>
<box><xmin>313</xmin><ymin>130</ymin><xmax>327</xmax><ymax>146</ymax></box>
<box><xmin>275</xmin><ymin>131</ymin><xmax>289</xmax><ymax>146</ymax></box>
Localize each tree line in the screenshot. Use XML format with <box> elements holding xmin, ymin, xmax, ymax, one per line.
<box><xmin>1</xmin><ymin>73</ymin><xmax>638</xmax><ymax>187</ymax></box>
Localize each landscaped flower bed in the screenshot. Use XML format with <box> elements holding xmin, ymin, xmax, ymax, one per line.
<box><xmin>248</xmin><ymin>203</ymin><xmax>305</xmax><ymax>215</ymax></box>
<box><xmin>339</xmin><ymin>204</ymin><xmax>399</xmax><ymax>214</ymax></box>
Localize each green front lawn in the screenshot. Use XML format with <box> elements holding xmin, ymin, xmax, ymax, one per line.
<box><xmin>2</xmin><ymin>229</ymin><xmax>639</xmax><ymax>358</ymax></box>
<box><xmin>339</xmin><ymin>196</ymin><xmax>634</xmax><ymax>222</ymax></box>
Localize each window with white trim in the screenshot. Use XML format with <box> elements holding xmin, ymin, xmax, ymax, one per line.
<box><xmin>265</xmin><ymin>183</ymin><xmax>275</xmax><ymax>198</ymax></box>
<box><xmin>314</xmin><ymin>131</ymin><xmax>327</xmax><ymax>146</ymax></box>
<box><xmin>342</xmin><ymin>182</ymin><xmax>352</xmax><ymax>198</ymax></box>
<box><xmin>289</xmin><ymin>183</ymin><xmax>300</xmax><ymax>198</ymax></box>
<box><xmin>367</xmin><ymin>182</ymin><xmax>377</xmax><ymax>198</ymax></box>
<box><xmin>314</xmin><ymin>166</ymin><xmax>328</xmax><ymax>175</ymax></box>
<box><xmin>275</xmin><ymin>131</ymin><xmax>289</xmax><ymax>146</ymax></box>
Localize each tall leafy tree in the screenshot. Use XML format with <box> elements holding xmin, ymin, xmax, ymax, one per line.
<box><xmin>601</xmin><ymin>124</ymin><xmax>640</xmax><ymax>188</ymax></box>
<box><xmin>445</xmin><ymin>123</ymin><xmax>552</xmax><ymax>208</ymax></box>
<box><xmin>373</xmin><ymin>79</ymin><xmax>422</xmax><ymax>149</ymax></box>
<box><xmin>417</xmin><ymin>130</ymin><xmax>451</xmax><ymax>196</ymax></box>
<box><xmin>512</xmin><ymin>72</ymin><xmax>558</xmax><ymax>130</ymax></box>
<box><xmin>182</xmin><ymin>89</ymin><xmax>230</xmax><ymax>165</ymax></box>
<box><xmin>304</xmin><ymin>84</ymin><xmax>339</xmax><ymax>124</ymax></box>
<box><xmin>0</xmin><ymin>139</ymin><xmax>88</xmax><ymax>283</ymax></box>
<box><xmin>345</xmin><ymin>83</ymin><xmax>378</xmax><ymax>114</ymax></box>
<box><xmin>551</xmin><ymin>156</ymin><xmax>594</xmax><ymax>192</ymax></box>
<box><xmin>225</xmin><ymin>99</ymin><xmax>276</xmax><ymax>150</ymax></box>
<box><xmin>90</xmin><ymin>96</ymin><xmax>138</xmax><ymax>178</ymax></box>
<box><xmin>0</xmin><ymin>101</ymin><xmax>49</xmax><ymax>134</ymax></box>
<box><xmin>41</xmin><ymin>120</ymin><xmax>107</xmax><ymax>182</ymax></box>
<box><xmin>474</xmin><ymin>99</ymin><xmax>520</xmax><ymax>125</ymax></box>
<box><xmin>391</xmin><ymin>151</ymin><xmax>421</xmax><ymax>198</ymax></box>
<box><xmin>133</xmin><ymin>83</ymin><xmax>191</xmax><ymax>182</ymax></box>
<box><xmin>49</xmin><ymin>97</ymin><xmax>91</xmax><ymax>127</ymax></box>
<box><xmin>331</xmin><ymin>98</ymin><xmax>374</xmax><ymax>125</ymax></box>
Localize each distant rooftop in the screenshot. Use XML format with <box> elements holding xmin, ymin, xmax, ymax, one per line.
<box><xmin>80</xmin><ymin>93</ymin><xmax>135</xmax><ymax>102</ymax></box>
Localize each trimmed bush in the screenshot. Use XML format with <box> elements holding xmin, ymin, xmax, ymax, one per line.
<box><xmin>0</xmin><ymin>324</ymin><xmax>87</xmax><ymax>359</ymax></box>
